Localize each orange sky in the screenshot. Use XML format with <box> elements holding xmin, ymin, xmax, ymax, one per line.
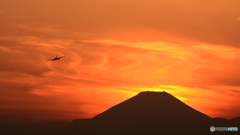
<box><xmin>0</xmin><ymin>0</ymin><xmax>240</xmax><ymax>122</ymax></box>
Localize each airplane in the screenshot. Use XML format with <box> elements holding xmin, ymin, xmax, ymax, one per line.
<box><xmin>49</xmin><ymin>54</ymin><xmax>65</xmax><ymax>61</ymax></box>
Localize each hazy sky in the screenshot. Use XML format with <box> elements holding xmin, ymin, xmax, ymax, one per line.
<box><xmin>0</xmin><ymin>0</ymin><xmax>240</xmax><ymax>121</ymax></box>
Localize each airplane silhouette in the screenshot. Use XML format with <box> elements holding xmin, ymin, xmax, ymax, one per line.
<box><xmin>49</xmin><ymin>55</ymin><xmax>65</xmax><ymax>61</ymax></box>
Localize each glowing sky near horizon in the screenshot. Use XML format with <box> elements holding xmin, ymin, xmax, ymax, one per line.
<box><xmin>0</xmin><ymin>0</ymin><xmax>240</xmax><ymax>121</ymax></box>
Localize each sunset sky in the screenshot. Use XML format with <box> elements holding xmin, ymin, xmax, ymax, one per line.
<box><xmin>0</xmin><ymin>0</ymin><xmax>240</xmax><ymax>122</ymax></box>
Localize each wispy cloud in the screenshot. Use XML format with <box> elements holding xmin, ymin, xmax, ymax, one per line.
<box><xmin>17</xmin><ymin>24</ymin><xmax>61</xmax><ymax>35</ymax></box>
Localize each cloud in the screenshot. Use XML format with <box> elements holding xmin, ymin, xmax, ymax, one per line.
<box><xmin>17</xmin><ymin>24</ymin><xmax>59</xmax><ymax>32</ymax></box>
<box><xmin>2</xmin><ymin>35</ymin><xmax>240</xmax><ymax>87</ymax></box>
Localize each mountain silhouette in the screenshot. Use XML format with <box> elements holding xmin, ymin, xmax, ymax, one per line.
<box><xmin>69</xmin><ymin>91</ymin><xmax>239</xmax><ymax>135</ymax></box>
<box><xmin>93</xmin><ymin>91</ymin><xmax>211</xmax><ymax>121</ymax></box>
<box><xmin>2</xmin><ymin>91</ymin><xmax>238</xmax><ymax>135</ymax></box>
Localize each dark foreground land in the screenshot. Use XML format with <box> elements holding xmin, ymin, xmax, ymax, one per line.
<box><xmin>1</xmin><ymin>91</ymin><xmax>239</xmax><ymax>135</ymax></box>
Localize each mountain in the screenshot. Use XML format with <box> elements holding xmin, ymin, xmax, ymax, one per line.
<box><xmin>2</xmin><ymin>91</ymin><xmax>239</xmax><ymax>135</ymax></box>
<box><xmin>69</xmin><ymin>91</ymin><xmax>240</xmax><ymax>135</ymax></box>
<box><xmin>93</xmin><ymin>91</ymin><xmax>211</xmax><ymax>123</ymax></box>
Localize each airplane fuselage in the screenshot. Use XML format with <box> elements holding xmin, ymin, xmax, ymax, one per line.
<box><xmin>49</xmin><ymin>55</ymin><xmax>64</xmax><ymax>61</ymax></box>
<box><xmin>53</xmin><ymin>57</ymin><xmax>61</xmax><ymax>61</ymax></box>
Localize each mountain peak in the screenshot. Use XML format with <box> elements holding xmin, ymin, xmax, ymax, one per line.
<box><xmin>139</xmin><ymin>90</ymin><xmax>167</xmax><ymax>93</ymax></box>
<box><xmin>137</xmin><ymin>90</ymin><xmax>168</xmax><ymax>95</ymax></box>
<box><xmin>136</xmin><ymin>91</ymin><xmax>173</xmax><ymax>99</ymax></box>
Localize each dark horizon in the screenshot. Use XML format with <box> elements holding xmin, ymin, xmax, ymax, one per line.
<box><xmin>1</xmin><ymin>91</ymin><xmax>239</xmax><ymax>135</ymax></box>
<box><xmin>1</xmin><ymin>91</ymin><xmax>239</xmax><ymax>124</ymax></box>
